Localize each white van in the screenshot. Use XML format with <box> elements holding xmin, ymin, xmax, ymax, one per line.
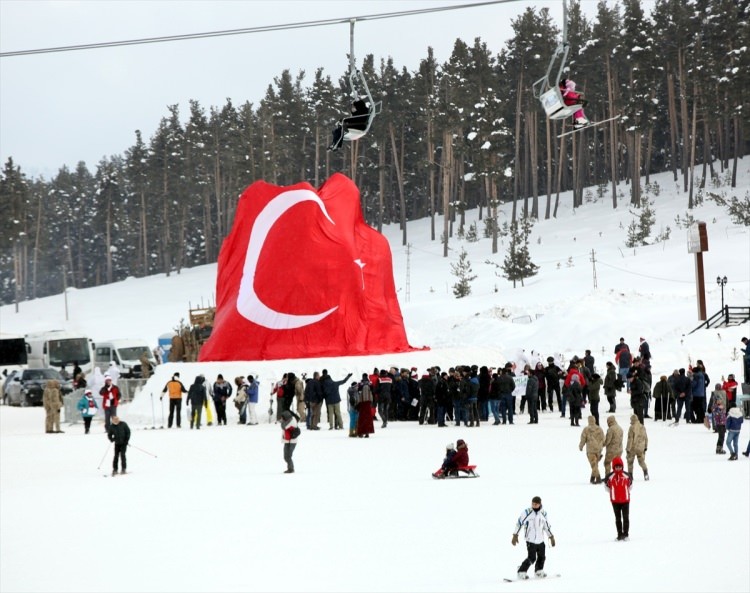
<box><xmin>94</xmin><ymin>340</ymin><xmax>156</xmax><ymax>378</ymax></box>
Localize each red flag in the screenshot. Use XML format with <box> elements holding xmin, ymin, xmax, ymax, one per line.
<box><xmin>198</xmin><ymin>173</ymin><xmax>420</xmax><ymax>361</ymax></box>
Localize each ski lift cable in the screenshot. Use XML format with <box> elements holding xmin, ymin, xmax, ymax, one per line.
<box><xmin>0</xmin><ymin>0</ymin><xmax>519</xmax><ymax>58</ymax></box>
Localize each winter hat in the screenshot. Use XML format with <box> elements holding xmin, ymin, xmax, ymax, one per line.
<box><xmin>531</xmin><ymin>496</ymin><xmax>542</xmax><ymax>505</ymax></box>
<box><xmin>104</xmin><ymin>374</ymin><xmax>112</xmax><ymax>381</ymax></box>
<box><xmin>446</xmin><ymin>442</ymin><xmax>455</xmax><ymax>450</ymax></box>
<box><xmin>84</xmin><ymin>389</ymin><xmax>92</xmax><ymax>395</ymax></box>
<box><xmin>640</xmin><ymin>337</ymin><xmax>645</xmax><ymax>342</ymax></box>
<box><xmin>456</xmin><ymin>439</ymin><xmax>466</xmax><ymax>448</ymax></box>
<box><xmin>217</xmin><ymin>374</ymin><xmax>224</xmax><ymax>380</ymax></box>
<box><xmin>612</xmin><ymin>456</ymin><xmax>624</xmax><ymax>469</ymax></box>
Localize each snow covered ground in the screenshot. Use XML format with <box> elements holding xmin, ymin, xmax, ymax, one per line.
<box><xmin>1</xmin><ymin>164</ymin><xmax>749</xmax><ymax>593</ymax></box>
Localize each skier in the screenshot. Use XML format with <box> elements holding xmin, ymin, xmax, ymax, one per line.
<box><xmin>511</xmin><ymin>496</ymin><xmax>555</xmax><ymax>579</ymax></box>
<box><xmin>603</xmin><ymin>456</ymin><xmax>633</xmax><ymax>541</ymax></box>
<box><xmin>108</xmin><ymin>416</ymin><xmax>131</xmax><ymax>476</ymax></box>
<box><xmin>559</xmin><ymin>78</ymin><xmax>588</xmax><ymax>127</ymax></box>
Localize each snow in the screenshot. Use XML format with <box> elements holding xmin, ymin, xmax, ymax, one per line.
<box><xmin>1</xmin><ymin>165</ymin><xmax>750</xmax><ymax>593</ymax></box>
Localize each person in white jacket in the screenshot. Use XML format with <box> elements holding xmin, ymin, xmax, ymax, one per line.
<box><xmin>511</xmin><ymin>496</ymin><xmax>555</xmax><ymax>580</ymax></box>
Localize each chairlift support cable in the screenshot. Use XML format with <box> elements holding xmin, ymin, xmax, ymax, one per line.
<box><xmin>0</xmin><ymin>0</ymin><xmax>519</xmax><ymax>58</ymax></box>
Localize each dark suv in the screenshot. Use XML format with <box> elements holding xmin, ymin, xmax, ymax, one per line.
<box><xmin>5</xmin><ymin>368</ymin><xmax>74</xmax><ymax>407</ymax></box>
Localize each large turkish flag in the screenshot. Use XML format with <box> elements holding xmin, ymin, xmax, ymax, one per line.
<box><xmin>198</xmin><ymin>173</ymin><xmax>419</xmax><ymax>361</ymax></box>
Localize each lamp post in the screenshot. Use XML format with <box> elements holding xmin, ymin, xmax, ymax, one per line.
<box><xmin>716</xmin><ymin>275</ymin><xmax>727</xmax><ymax>311</ymax></box>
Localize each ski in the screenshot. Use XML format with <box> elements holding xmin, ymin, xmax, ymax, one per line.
<box><xmin>558</xmin><ymin>115</ymin><xmax>620</xmax><ymax>138</ymax></box>
<box><xmin>503</xmin><ymin>574</ymin><xmax>561</xmax><ymax>583</ymax></box>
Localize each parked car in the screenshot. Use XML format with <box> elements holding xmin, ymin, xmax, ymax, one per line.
<box><xmin>5</xmin><ymin>368</ymin><xmax>74</xmax><ymax>407</ymax></box>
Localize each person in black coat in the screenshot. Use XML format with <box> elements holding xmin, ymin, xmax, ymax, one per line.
<box><xmin>108</xmin><ymin>416</ymin><xmax>131</xmax><ymax>476</ymax></box>
<box><xmin>434</xmin><ymin>372</ymin><xmax>450</xmax><ymax>426</ymax></box>
<box><xmin>305</xmin><ymin>373</ymin><xmax>324</xmax><ymax>430</ymax></box>
<box><xmin>186</xmin><ymin>375</ymin><xmax>208</xmax><ymax>429</ymax></box>
<box><xmin>320</xmin><ymin>370</ymin><xmax>352</xmax><ymax>430</ymax></box>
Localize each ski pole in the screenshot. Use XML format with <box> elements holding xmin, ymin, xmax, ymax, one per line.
<box><xmin>97</xmin><ymin>443</ymin><xmax>111</xmax><ymax>469</ymax></box>
<box><xmin>129</xmin><ymin>443</ymin><xmax>157</xmax><ymax>457</ymax></box>
<box><xmin>150</xmin><ymin>392</ymin><xmax>156</xmax><ymax>429</ymax></box>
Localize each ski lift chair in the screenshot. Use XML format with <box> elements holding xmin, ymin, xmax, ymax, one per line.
<box><xmin>532</xmin><ymin>1</ymin><xmax>580</xmax><ymax>121</ymax></box>
<box><xmin>327</xmin><ymin>20</ymin><xmax>382</xmax><ymax>152</ymax></box>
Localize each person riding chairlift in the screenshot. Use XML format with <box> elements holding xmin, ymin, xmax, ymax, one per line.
<box><xmin>559</xmin><ymin>78</ymin><xmax>589</xmax><ymax>127</ymax></box>
<box><xmin>328</xmin><ymin>96</ymin><xmax>371</xmax><ymax>152</ymax></box>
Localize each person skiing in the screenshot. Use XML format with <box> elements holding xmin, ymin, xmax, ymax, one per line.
<box><xmin>512</xmin><ymin>496</ymin><xmax>555</xmax><ymax>580</ymax></box>
<box><xmin>603</xmin><ymin>456</ymin><xmax>633</xmax><ymax>541</ymax></box>
<box><xmin>559</xmin><ymin>78</ymin><xmax>588</xmax><ymax>127</ymax></box>
<box><xmin>108</xmin><ymin>416</ymin><xmax>131</xmax><ymax>476</ymax></box>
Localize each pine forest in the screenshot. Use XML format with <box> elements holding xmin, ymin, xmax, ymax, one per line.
<box><xmin>1</xmin><ymin>0</ymin><xmax>748</xmax><ymax>305</ymax></box>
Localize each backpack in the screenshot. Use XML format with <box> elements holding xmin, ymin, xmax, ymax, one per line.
<box><xmin>290</xmin><ymin>426</ymin><xmax>301</xmax><ymax>438</ymax></box>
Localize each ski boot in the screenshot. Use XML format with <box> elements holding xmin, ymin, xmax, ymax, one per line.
<box><xmin>111</xmin><ymin>469</ymin><xmax>118</xmax><ymax>476</ymax></box>
<box><xmin>535</xmin><ymin>570</ymin><xmax>547</xmax><ymax>578</ymax></box>
<box><xmin>644</xmin><ymin>471</ymin><xmax>649</xmax><ymax>481</ymax></box>
<box><xmin>517</xmin><ymin>572</ymin><xmax>529</xmax><ymax>580</ymax></box>
<box><xmin>574</xmin><ymin>117</ymin><xmax>589</xmax><ymax>128</ymax></box>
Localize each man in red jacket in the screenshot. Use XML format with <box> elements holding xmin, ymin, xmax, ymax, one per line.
<box><xmin>603</xmin><ymin>456</ymin><xmax>633</xmax><ymax>541</ymax></box>
<box><xmin>100</xmin><ymin>374</ymin><xmax>121</xmax><ymax>432</ymax></box>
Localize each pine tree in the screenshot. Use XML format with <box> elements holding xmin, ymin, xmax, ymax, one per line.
<box><xmin>451</xmin><ymin>247</ymin><xmax>477</xmax><ymax>298</ymax></box>
<box><xmin>501</xmin><ymin>218</ymin><xmax>539</xmax><ymax>287</ymax></box>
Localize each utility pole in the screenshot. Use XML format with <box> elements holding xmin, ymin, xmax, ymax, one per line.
<box><xmin>590</xmin><ymin>248</ymin><xmax>598</xmax><ymax>289</ymax></box>
<box><xmin>405</xmin><ymin>243</ymin><xmax>412</xmax><ymax>303</ymax></box>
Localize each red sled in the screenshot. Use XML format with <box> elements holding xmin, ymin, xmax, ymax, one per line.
<box><xmin>432</xmin><ymin>465</ymin><xmax>479</xmax><ymax>479</ymax></box>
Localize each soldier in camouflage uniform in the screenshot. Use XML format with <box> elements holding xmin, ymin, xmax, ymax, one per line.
<box><xmin>626</xmin><ymin>414</ymin><xmax>649</xmax><ymax>480</ymax></box>
<box><xmin>603</xmin><ymin>415</ymin><xmax>624</xmax><ymax>475</ymax></box>
<box><xmin>579</xmin><ymin>415</ymin><xmax>605</xmax><ymax>483</ymax></box>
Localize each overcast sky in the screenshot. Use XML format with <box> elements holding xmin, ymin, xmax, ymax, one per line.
<box><xmin>0</xmin><ymin>1</ymin><xmax>647</xmax><ymax>179</ymax></box>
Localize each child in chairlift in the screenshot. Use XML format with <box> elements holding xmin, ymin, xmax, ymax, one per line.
<box><xmin>559</xmin><ymin>78</ymin><xmax>589</xmax><ymax>127</ymax></box>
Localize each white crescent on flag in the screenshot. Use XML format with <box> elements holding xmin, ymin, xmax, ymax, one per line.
<box><xmin>236</xmin><ymin>189</ymin><xmax>339</xmax><ymax>329</ymax></box>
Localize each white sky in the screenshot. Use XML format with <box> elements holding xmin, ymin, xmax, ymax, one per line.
<box><xmin>0</xmin><ymin>0</ymin><xmax>654</xmax><ymax>178</ymax></box>
<box><xmin>0</xmin><ymin>164</ymin><xmax>749</xmax><ymax>593</ymax></box>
